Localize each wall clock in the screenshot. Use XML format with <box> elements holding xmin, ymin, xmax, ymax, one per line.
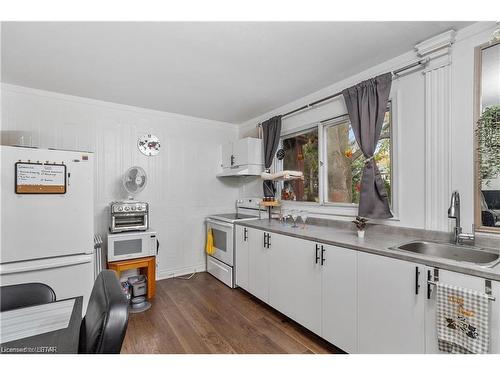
<box><xmin>137</xmin><ymin>134</ymin><xmax>161</xmax><ymax>156</ymax></box>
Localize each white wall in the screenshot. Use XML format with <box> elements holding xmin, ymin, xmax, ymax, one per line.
<box><xmin>0</xmin><ymin>84</ymin><xmax>240</xmax><ymax>279</ymax></box>
<box><xmin>239</xmin><ymin>22</ymin><xmax>498</xmax><ymax>232</ymax></box>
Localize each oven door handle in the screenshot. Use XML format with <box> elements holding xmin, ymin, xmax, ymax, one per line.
<box><xmin>206</xmin><ymin>218</ymin><xmax>234</xmax><ymax>229</ymax></box>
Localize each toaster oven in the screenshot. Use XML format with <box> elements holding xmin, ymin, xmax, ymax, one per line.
<box><xmin>110</xmin><ymin>201</ymin><xmax>149</xmax><ymax>233</ymax></box>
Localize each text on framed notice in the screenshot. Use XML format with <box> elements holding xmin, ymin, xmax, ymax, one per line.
<box><xmin>15</xmin><ymin>162</ymin><xmax>67</xmax><ymax>194</ymax></box>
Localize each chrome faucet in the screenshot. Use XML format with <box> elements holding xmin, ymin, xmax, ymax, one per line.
<box><xmin>448</xmin><ymin>190</ymin><xmax>475</xmax><ymax>245</ymax></box>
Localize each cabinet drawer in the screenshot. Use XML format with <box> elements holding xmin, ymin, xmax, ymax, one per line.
<box><xmin>207</xmin><ymin>256</ymin><xmax>233</xmax><ymax>288</ymax></box>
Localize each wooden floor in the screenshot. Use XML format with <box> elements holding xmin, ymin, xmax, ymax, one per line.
<box><xmin>121</xmin><ymin>272</ymin><xmax>342</xmax><ymax>354</ymax></box>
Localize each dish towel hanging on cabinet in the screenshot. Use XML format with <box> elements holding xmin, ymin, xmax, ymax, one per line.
<box><xmin>436</xmin><ymin>282</ymin><xmax>490</xmax><ymax>354</ymax></box>
<box><xmin>205</xmin><ymin>228</ymin><xmax>215</xmax><ymax>255</ymax></box>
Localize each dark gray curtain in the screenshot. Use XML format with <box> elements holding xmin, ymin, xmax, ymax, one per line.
<box><xmin>262</xmin><ymin>116</ymin><xmax>282</xmax><ymax>197</ymax></box>
<box><xmin>342</xmin><ymin>72</ymin><xmax>392</xmax><ymax>219</ymax></box>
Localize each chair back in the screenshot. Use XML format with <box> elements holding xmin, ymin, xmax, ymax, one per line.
<box><xmin>0</xmin><ymin>282</ymin><xmax>56</xmax><ymax>312</ymax></box>
<box><xmin>79</xmin><ymin>270</ymin><xmax>129</xmax><ymax>354</ymax></box>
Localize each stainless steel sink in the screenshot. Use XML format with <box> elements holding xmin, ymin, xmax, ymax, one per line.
<box><xmin>391</xmin><ymin>241</ymin><xmax>500</xmax><ymax>267</ymax></box>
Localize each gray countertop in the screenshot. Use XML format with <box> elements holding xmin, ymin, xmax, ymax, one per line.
<box><xmin>236</xmin><ymin>218</ymin><xmax>500</xmax><ymax>282</ymax></box>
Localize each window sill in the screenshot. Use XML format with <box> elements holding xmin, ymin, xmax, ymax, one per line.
<box><xmin>280</xmin><ymin>200</ymin><xmax>400</xmax><ymax>223</ymax></box>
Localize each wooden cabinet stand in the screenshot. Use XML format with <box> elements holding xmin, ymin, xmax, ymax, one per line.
<box><xmin>107</xmin><ymin>256</ymin><xmax>156</xmax><ymax>299</ymax></box>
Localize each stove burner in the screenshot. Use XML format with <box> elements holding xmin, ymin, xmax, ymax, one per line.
<box><xmin>208</xmin><ymin>212</ymin><xmax>259</xmax><ymax>223</ymax></box>
<box><xmin>215</xmin><ymin>213</ymin><xmax>256</xmax><ymax>220</ymax></box>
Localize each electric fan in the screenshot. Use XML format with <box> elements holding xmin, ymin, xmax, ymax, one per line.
<box><xmin>123</xmin><ymin>166</ymin><xmax>147</xmax><ymax>200</ymax></box>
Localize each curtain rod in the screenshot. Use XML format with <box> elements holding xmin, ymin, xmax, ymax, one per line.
<box><xmin>257</xmin><ymin>57</ymin><xmax>429</xmax><ymax>127</ymax></box>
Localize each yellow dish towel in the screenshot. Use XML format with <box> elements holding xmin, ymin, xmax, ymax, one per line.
<box><xmin>205</xmin><ymin>228</ymin><xmax>215</xmax><ymax>255</ymax></box>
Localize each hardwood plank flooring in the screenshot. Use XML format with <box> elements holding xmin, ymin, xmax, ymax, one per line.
<box><xmin>121</xmin><ymin>272</ymin><xmax>343</xmax><ymax>354</ymax></box>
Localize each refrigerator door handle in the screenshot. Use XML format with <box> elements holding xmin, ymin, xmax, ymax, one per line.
<box><xmin>0</xmin><ymin>254</ymin><xmax>93</xmax><ymax>275</ymax></box>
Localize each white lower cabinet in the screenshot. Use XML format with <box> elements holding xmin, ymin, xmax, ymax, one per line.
<box><xmin>357</xmin><ymin>252</ymin><xmax>425</xmax><ymax>353</ymax></box>
<box><xmin>234</xmin><ymin>225</ymin><xmax>500</xmax><ymax>354</ymax></box>
<box><xmin>248</xmin><ymin>228</ymin><xmax>270</xmax><ymax>303</ymax></box>
<box><xmin>237</xmin><ymin>226</ymin><xmax>358</xmax><ymax>351</ymax></box>
<box><xmin>235</xmin><ymin>225</ymin><xmax>249</xmax><ymax>290</ymax></box>
<box><xmin>268</xmin><ymin>234</ymin><xmax>322</xmax><ymax>335</ymax></box>
<box><xmin>321</xmin><ymin>244</ymin><xmax>357</xmax><ymax>353</ymax></box>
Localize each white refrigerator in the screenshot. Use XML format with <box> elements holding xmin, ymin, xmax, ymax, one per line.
<box><xmin>0</xmin><ymin>146</ymin><xmax>95</xmax><ymax>310</ymax></box>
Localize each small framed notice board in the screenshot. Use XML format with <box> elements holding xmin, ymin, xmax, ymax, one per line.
<box><xmin>15</xmin><ymin>162</ymin><xmax>67</xmax><ymax>194</ymax></box>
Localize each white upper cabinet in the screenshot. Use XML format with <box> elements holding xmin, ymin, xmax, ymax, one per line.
<box><xmin>321</xmin><ymin>244</ymin><xmax>357</xmax><ymax>353</ymax></box>
<box><xmin>218</xmin><ymin>137</ymin><xmax>263</xmax><ymax>176</ymax></box>
<box><xmin>232</xmin><ymin>138</ymin><xmax>251</xmax><ymax>166</ymax></box>
<box><xmin>221</xmin><ymin>142</ymin><xmax>234</xmax><ymax>169</ymax></box>
<box><xmin>357</xmin><ymin>252</ymin><xmax>425</xmax><ymax>353</ymax></box>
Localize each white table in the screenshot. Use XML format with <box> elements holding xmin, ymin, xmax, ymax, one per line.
<box><xmin>0</xmin><ymin>297</ymin><xmax>82</xmax><ymax>354</ymax></box>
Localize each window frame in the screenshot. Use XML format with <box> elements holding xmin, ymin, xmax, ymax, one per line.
<box><xmin>321</xmin><ymin>114</ymin><xmax>359</xmax><ymax>208</ymax></box>
<box><xmin>277</xmin><ymin>125</ymin><xmax>321</xmax><ymax>203</ymax></box>
<box><xmin>276</xmin><ymin>100</ymin><xmax>397</xmax><ymax>218</ymax></box>
<box><xmin>473</xmin><ymin>40</ymin><xmax>500</xmax><ymax>233</ymax></box>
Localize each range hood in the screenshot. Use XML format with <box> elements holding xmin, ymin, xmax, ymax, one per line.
<box><xmin>216</xmin><ymin>164</ymin><xmax>263</xmax><ymax>177</ymax></box>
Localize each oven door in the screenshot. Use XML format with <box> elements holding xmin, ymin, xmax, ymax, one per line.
<box><xmin>111</xmin><ymin>213</ymin><xmax>148</xmax><ymax>233</ymax></box>
<box><xmin>206</xmin><ymin>218</ymin><xmax>234</xmax><ymax>266</ymax></box>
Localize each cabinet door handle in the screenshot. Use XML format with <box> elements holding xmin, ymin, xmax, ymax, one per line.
<box><xmin>267</xmin><ymin>234</ymin><xmax>271</xmax><ymax>248</ymax></box>
<box><xmin>320</xmin><ymin>245</ymin><xmax>325</xmax><ymax>265</ymax></box>
<box><xmin>315</xmin><ymin>244</ymin><xmax>320</xmax><ymax>264</ymax></box>
<box><xmin>244</xmin><ymin>227</ymin><xmax>248</xmax><ymax>242</ymax></box>
<box><xmin>415</xmin><ymin>266</ymin><xmax>420</xmax><ymax>295</ymax></box>
<box><xmin>230</xmin><ymin>154</ymin><xmax>235</xmax><ymax>166</ymax></box>
<box><xmin>263</xmin><ymin>232</ymin><xmax>267</xmax><ymax>248</ymax></box>
<box><xmin>427</xmin><ymin>270</ymin><xmax>432</xmax><ymax>299</ymax></box>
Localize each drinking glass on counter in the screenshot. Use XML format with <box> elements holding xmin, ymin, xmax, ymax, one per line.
<box><xmin>300</xmin><ymin>210</ymin><xmax>309</xmax><ymax>229</ymax></box>
<box><xmin>281</xmin><ymin>208</ymin><xmax>289</xmax><ymax>225</ymax></box>
<box><xmin>290</xmin><ymin>210</ymin><xmax>299</xmax><ymax>228</ymax></box>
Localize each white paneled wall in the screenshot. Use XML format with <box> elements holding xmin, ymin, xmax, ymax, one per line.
<box><xmin>1</xmin><ymin>84</ymin><xmax>240</xmax><ymax>278</ymax></box>
<box><xmin>424</xmin><ymin>64</ymin><xmax>452</xmax><ymax>231</ymax></box>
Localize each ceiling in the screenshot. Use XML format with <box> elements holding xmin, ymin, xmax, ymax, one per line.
<box><xmin>1</xmin><ymin>22</ymin><xmax>473</xmax><ymax>124</ymax></box>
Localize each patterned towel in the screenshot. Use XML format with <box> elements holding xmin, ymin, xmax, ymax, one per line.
<box><xmin>436</xmin><ymin>283</ymin><xmax>490</xmax><ymax>354</ymax></box>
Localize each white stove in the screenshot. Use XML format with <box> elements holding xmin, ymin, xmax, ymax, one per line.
<box><xmin>206</xmin><ymin>198</ymin><xmax>262</xmax><ymax>287</ymax></box>
<box><xmin>207</xmin><ymin>213</ymin><xmax>258</xmax><ymax>223</ymax></box>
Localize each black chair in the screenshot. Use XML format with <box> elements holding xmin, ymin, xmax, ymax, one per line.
<box><xmin>79</xmin><ymin>270</ymin><xmax>129</xmax><ymax>354</ymax></box>
<box><xmin>0</xmin><ymin>282</ymin><xmax>56</xmax><ymax>312</ymax></box>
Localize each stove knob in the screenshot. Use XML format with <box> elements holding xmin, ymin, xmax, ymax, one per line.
<box><xmin>131</xmin><ymin>206</ymin><xmax>136</xmax><ymax>211</ymax></box>
<box><xmin>118</xmin><ymin>207</ymin><xmax>123</xmax><ymax>212</ymax></box>
<box><xmin>136</xmin><ymin>204</ymin><xmax>141</xmax><ymax>210</ymax></box>
<box><xmin>125</xmin><ymin>206</ymin><xmax>130</xmax><ymax>211</ymax></box>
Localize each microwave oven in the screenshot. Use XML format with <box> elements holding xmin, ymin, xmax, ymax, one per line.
<box><xmin>107</xmin><ymin>229</ymin><xmax>158</xmax><ymax>262</ymax></box>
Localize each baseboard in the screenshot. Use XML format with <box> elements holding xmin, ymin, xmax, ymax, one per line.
<box><xmin>156</xmin><ymin>263</ymin><xmax>206</xmax><ymax>280</ymax></box>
